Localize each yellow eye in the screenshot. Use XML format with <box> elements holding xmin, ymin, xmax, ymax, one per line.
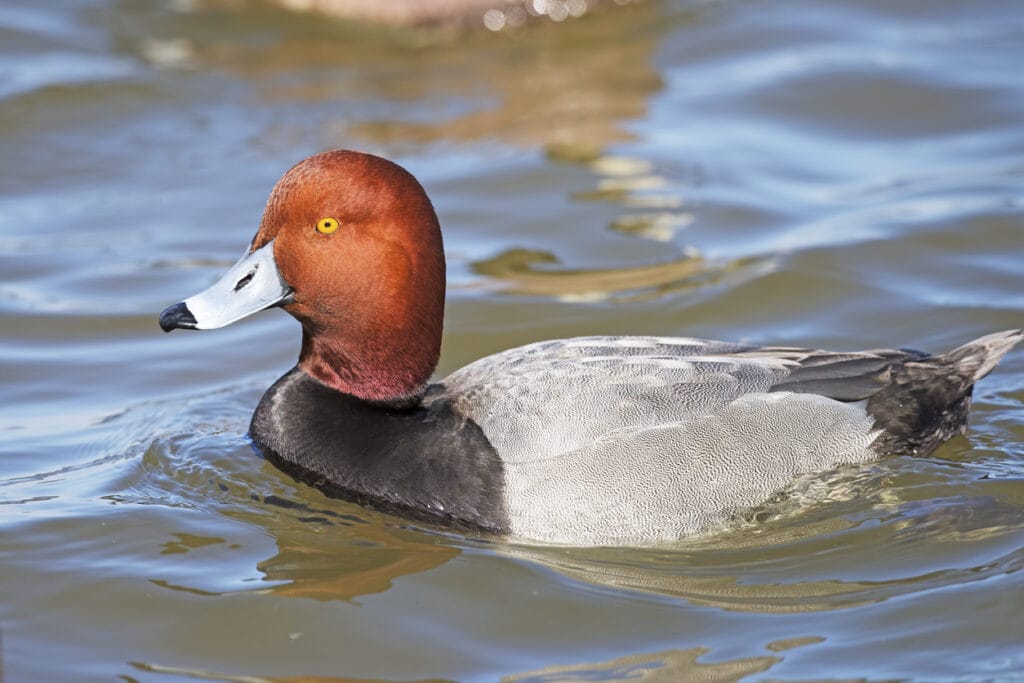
<box><xmin>316</xmin><ymin>217</ymin><xmax>339</xmax><ymax>235</ymax></box>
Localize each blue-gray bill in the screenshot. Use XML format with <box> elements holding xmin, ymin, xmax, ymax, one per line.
<box><xmin>159</xmin><ymin>240</ymin><xmax>293</xmax><ymax>332</ymax></box>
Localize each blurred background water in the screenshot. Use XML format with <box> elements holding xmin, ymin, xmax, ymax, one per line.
<box><xmin>2</xmin><ymin>0</ymin><xmax>1024</xmax><ymax>681</ymax></box>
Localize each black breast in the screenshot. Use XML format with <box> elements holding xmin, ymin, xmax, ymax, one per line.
<box><xmin>249</xmin><ymin>367</ymin><xmax>508</xmax><ymax>533</ymax></box>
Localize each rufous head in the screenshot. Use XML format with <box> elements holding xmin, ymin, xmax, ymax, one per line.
<box><xmin>160</xmin><ymin>150</ymin><xmax>446</xmax><ymax>403</ymax></box>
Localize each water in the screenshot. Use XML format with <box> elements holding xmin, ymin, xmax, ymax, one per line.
<box><xmin>2</xmin><ymin>0</ymin><xmax>1023</xmax><ymax>680</ymax></box>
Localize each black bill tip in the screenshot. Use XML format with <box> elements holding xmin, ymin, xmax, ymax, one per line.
<box><xmin>159</xmin><ymin>302</ymin><xmax>198</xmax><ymax>332</ymax></box>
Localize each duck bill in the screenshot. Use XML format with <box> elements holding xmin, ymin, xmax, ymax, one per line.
<box><xmin>159</xmin><ymin>239</ymin><xmax>293</xmax><ymax>332</ymax></box>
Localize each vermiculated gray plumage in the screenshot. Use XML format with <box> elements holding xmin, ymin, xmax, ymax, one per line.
<box><xmin>439</xmin><ymin>331</ymin><xmax>1021</xmax><ymax>544</ymax></box>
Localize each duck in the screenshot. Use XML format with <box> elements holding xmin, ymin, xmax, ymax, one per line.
<box><xmin>159</xmin><ymin>150</ymin><xmax>1022</xmax><ymax>545</ymax></box>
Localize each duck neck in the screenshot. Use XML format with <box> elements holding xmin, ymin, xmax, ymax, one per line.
<box><xmin>297</xmin><ymin>322</ymin><xmax>440</xmax><ymax>404</ymax></box>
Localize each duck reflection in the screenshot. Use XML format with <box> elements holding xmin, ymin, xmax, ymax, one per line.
<box><xmin>241</xmin><ymin>483</ymin><xmax>876</xmax><ymax>611</ymax></box>
<box><xmin>251</xmin><ymin>494</ymin><xmax>462</xmax><ymax>602</ymax></box>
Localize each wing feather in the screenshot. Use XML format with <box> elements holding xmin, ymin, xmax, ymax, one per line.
<box><xmin>440</xmin><ymin>336</ymin><xmax>912</xmax><ymax>465</ymax></box>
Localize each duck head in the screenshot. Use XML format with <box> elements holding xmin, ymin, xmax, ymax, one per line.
<box><xmin>160</xmin><ymin>150</ymin><xmax>446</xmax><ymax>403</ymax></box>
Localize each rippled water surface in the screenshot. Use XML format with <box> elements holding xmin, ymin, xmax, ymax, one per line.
<box><xmin>2</xmin><ymin>1</ymin><xmax>1024</xmax><ymax>681</ymax></box>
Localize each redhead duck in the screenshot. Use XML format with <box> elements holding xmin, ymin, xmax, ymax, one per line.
<box><xmin>160</xmin><ymin>150</ymin><xmax>1021</xmax><ymax>545</ymax></box>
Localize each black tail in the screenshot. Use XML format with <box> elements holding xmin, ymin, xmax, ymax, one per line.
<box><xmin>938</xmin><ymin>330</ymin><xmax>1024</xmax><ymax>384</ymax></box>
<box><xmin>868</xmin><ymin>330</ymin><xmax>1022</xmax><ymax>455</ymax></box>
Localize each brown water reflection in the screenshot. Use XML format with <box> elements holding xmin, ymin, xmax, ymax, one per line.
<box><xmin>257</xmin><ymin>518</ymin><xmax>459</xmax><ymax>602</ymax></box>
<box><xmin>157</xmin><ymin>1</ymin><xmax>667</xmax><ymax>154</ymax></box>
<box><xmin>468</xmin><ymin>247</ymin><xmax>769</xmax><ymax>301</ymax></box>
<box><xmin>345</xmin><ymin>14</ymin><xmax>663</xmax><ymax>154</ymax></box>
<box><xmin>134</xmin><ymin>660</ymin><xmax>454</xmax><ymax>683</ymax></box>
<box><xmin>505</xmin><ymin>646</ymin><xmax>780</xmax><ymax>683</ymax></box>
